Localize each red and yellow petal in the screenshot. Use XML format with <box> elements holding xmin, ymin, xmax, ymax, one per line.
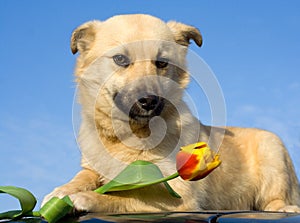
<box><xmin>176</xmin><ymin>142</ymin><xmax>221</xmax><ymax>181</ymax></box>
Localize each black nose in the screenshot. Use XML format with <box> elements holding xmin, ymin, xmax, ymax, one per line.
<box><xmin>138</xmin><ymin>95</ymin><xmax>160</xmax><ymax>111</ymax></box>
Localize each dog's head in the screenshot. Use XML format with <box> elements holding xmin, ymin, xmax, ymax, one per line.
<box><xmin>72</xmin><ymin>14</ymin><xmax>202</xmax><ymax>140</ymax></box>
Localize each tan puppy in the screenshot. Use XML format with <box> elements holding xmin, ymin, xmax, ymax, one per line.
<box><xmin>42</xmin><ymin>14</ymin><xmax>300</xmax><ymax>213</ymax></box>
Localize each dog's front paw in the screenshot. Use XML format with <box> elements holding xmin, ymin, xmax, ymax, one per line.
<box><xmin>41</xmin><ymin>186</ymin><xmax>80</xmax><ymax>207</ymax></box>
<box><xmin>69</xmin><ymin>191</ymin><xmax>102</xmax><ymax>213</ymax></box>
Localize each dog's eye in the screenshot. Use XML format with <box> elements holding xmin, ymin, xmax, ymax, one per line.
<box><xmin>113</xmin><ymin>54</ymin><xmax>130</xmax><ymax>67</ymax></box>
<box><xmin>155</xmin><ymin>58</ymin><xmax>169</xmax><ymax>69</ymax></box>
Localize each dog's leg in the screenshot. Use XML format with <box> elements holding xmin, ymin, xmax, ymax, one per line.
<box><xmin>264</xmin><ymin>199</ymin><xmax>300</xmax><ymax>212</ymax></box>
<box><xmin>68</xmin><ymin>184</ymin><xmax>188</xmax><ymax>213</ymax></box>
<box><xmin>256</xmin><ymin>131</ymin><xmax>300</xmax><ymax>213</ymax></box>
<box><xmin>69</xmin><ymin>191</ymin><xmax>152</xmax><ymax>213</ymax></box>
<box><xmin>41</xmin><ymin>168</ymin><xmax>101</xmax><ymax>207</ymax></box>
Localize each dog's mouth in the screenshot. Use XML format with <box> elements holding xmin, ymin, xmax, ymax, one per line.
<box><xmin>114</xmin><ymin>93</ymin><xmax>165</xmax><ymax>122</ymax></box>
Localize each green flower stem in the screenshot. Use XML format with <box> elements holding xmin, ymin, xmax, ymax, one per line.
<box><xmin>135</xmin><ymin>171</ymin><xmax>179</xmax><ymax>188</ymax></box>
<box><xmin>161</xmin><ymin>172</ymin><xmax>179</xmax><ymax>182</ymax></box>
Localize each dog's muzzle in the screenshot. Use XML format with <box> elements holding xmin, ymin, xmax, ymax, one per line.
<box><xmin>129</xmin><ymin>95</ymin><xmax>165</xmax><ymax>120</ymax></box>
<box><xmin>114</xmin><ymin>92</ymin><xmax>165</xmax><ymax>121</ymax></box>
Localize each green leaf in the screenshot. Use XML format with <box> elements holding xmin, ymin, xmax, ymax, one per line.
<box><xmin>95</xmin><ymin>160</ymin><xmax>180</xmax><ymax>198</ymax></box>
<box><xmin>39</xmin><ymin>196</ymin><xmax>74</xmax><ymax>223</ymax></box>
<box><xmin>163</xmin><ymin>182</ymin><xmax>181</xmax><ymax>198</ymax></box>
<box><xmin>0</xmin><ymin>186</ymin><xmax>73</xmax><ymax>223</ymax></box>
<box><xmin>0</xmin><ymin>186</ymin><xmax>37</xmax><ymax>219</ymax></box>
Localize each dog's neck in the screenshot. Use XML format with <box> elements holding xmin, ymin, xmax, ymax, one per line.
<box><xmin>95</xmin><ymin>115</ymin><xmax>179</xmax><ymax>147</ymax></box>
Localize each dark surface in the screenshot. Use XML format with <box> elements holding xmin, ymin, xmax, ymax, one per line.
<box><xmin>79</xmin><ymin>212</ymin><xmax>300</xmax><ymax>223</ymax></box>
<box><xmin>1</xmin><ymin>211</ymin><xmax>300</xmax><ymax>223</ymax></box>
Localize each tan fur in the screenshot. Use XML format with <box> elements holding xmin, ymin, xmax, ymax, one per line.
<box><xmin>42</xmin><ymin>14</ymin><xmax>300</xmax><ymax>213</ymax></box>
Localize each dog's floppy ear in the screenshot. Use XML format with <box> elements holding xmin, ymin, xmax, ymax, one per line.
<box><xmin>71</xmin><ymin>21</ymin><xmax>101</xmax><ymax>54</ymax></box>
<box><xmin>167</xmin><ymin>21</ymin><xmax>202</xmax><ymax>47</ymax></box>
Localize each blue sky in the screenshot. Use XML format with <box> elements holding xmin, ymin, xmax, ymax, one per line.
<box><xmin>0</xmin><ymin>1</ymin><xmax>299</xmax><ymax>211</ymax></box>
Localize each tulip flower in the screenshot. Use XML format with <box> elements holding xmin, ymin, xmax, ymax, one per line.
<box><xmin>176</xmin><ymin>142</ymin><xmax>221</xmax><ymax>181</ymax></box>
<box><xmin>1</xmin><ymin>142</ymin><xmax>221</xmax><ymax>223</ymax></box>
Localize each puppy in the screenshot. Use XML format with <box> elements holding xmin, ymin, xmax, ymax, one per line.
<box><xmin>42</xmin><ymin>14</ymin><xmax>300</xmax><ymax>213</ymax></box>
